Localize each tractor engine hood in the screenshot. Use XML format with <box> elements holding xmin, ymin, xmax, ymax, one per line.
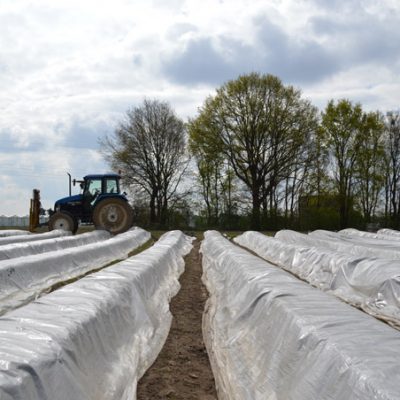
<box><xmin>55</xmin><ymin>194</ymin><xmax>83</xmax><ymax>207</ymax></box>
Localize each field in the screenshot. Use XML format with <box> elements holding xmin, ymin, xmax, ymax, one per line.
<box><xmin>0</xmin><ymin>226</ymin><xmax>400</xmax><ymax>399</ymax></box>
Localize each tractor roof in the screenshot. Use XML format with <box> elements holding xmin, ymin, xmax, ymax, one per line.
<box><xmin>84</xmin><ymin>173</ymin><xmax>121</xmax><ymax>180</ymax></box>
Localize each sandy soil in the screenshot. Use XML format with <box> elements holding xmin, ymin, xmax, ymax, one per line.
<box><xmin>136</xmin><ymin>239</ymin><xmax>218</xmax><ymax>400</ymax></box>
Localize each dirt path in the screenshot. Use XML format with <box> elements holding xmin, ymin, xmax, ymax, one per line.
<box><xmin>136</xmin><ymin>239</ymin><xmax>217</xmax><ymax>400</ymax></box>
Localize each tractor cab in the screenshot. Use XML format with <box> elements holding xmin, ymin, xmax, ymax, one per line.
<box><xmin>80</xmin><ymin>174</ymin><xmax>122</xmax><ymax>208</ymax></box>
<box><xmin>49</xmin><ymin>174</ymin><xmax>133</xmax><ymax>234</ymax></box>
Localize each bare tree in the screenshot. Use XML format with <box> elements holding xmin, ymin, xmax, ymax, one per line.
<box><xmin>101</xmin><ymin>99</ymin><xmax>188</xmax><ymax>227</ymax></box>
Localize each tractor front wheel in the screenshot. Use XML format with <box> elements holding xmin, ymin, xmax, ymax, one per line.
<box><xmin>92</xmin><ymin>198</ymin><xmax>133</xmax><ymax>234</ymax></box>
<box><xmin>48</xmin><ymin>211</ymin><xmax>78</xmax><ymax>234</ymax></box>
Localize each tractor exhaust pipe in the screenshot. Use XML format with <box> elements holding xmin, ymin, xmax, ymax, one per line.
<box><xmin>67</xmin><ymin>172</ymin><xmax>72</xmax><ymax>196</ymax></box>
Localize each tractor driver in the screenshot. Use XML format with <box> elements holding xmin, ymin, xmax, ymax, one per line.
<box><xmin>83</xmin><ymin>179</ymin><xmax>101</xmax><ymax>212</ymax></box>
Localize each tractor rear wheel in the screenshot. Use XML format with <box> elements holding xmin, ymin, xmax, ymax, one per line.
<box><xmin>92</xmin><ymin>198</ymin><xmax>133</xmax><ymax>234</ymax></box>
<box><xmin>48</xmin><ymin>211</ymin><xmax>78</xmax><ymax>234</ymax></box>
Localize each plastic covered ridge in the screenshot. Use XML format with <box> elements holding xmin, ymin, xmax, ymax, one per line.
<box><xmin>276</xmin><ymin>229</ymin><xmax>400</xmax><ymax>259</ymax></box>
<box><xmin>0</xmin><ymin>230</ymin><xmax>32</xmax><ymax>238</ymax></box>
<box><xmin>0</xmin><ymin>229</ymin><xmax>70</xmax><ymax>246</ymax></box>
<box><xmin>378</xmin><ymin>228</ymin><xmax>400</xmax><ymax>237</ymax></box>
<box><xmin>309</xmin><ymin>229</ymin><xmax>400</xmax><ymax>252</ymax></box>
<box><xmin>0</xmin><ymin>230</ymin><xmax>110</xmax><ymax>261</ymax></box>
<box><xmin>0</xmin><ymin>230</ymin><xmax>193</xmax><ymax>400</ymax></box>
<box><xmin>0</xmin><ymin>228</ymin><xmax>150</xmax><ymax>315</ymax></box>
<box><xmin>235</xmin><ymin>231</ymin><xmax>400</xmax><ymax>328</ymax></box>
<box><xmin>201</xmin><ymin>231</ymin><xmax>400</xmax><ymax>400</ymax></box>
<box><xmin>338</xmin><ymin>228</ymin><xmax>400</xmax><ymax>240</ymax></box>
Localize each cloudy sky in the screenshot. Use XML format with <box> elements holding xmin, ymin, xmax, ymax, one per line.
<box><xmin>0</xmin><ymin>0</ymin><xmax>399</xmax><ymax>216</ymax></box>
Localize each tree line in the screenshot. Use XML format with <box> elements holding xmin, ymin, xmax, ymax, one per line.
<box><xmin>101</xmin><ymin>72</ymin><xmax>400</xmax><ymax>231</ymax></box>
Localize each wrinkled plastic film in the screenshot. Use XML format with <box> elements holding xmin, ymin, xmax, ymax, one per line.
<box><xmin>339</xmin><ymin>227</ymin><xmax>400</xmax><ymax>241</ymax></box>
<box><xmin>378</xmin><ymin>228</ymin><xmax>400</xmax><ymax>237</ymax></box>
<box><xmin>310</xmin><ymin>229</ymin><xmax>400</xmax><ymax>251</ymax></box>
<box><xmin>235</xmin><ymin>231</ymin><xmax>400</xmax><ymax>328</ymax></box>
<box><xmin>0</xmin><ymin>228</ymin><xmax>151</xmax><ymax>315</ymax></box>
<box><xmin>202</xmin><ymin>231</ymin><xmax>400</xmax><ymax>400</ymax></box>
<box><xmin>0</xmin><ymin>230</ymin><xmax>193</xmax><ymax>400</ymax></box>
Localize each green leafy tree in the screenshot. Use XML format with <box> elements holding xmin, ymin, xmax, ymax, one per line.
<box><xmin>303</xmin><ymin>130</ymin><xmax>330</xmax><ymax>202</ymax></box>
<box><xmin>188</xmin><ymin>73</ymin><xmax>318</xmax><ymax>230</ymax></box>
<box><xmin>189</xmin><ymin>111</ymin><xmax>226</xmax><ymax>227</ymax></box>
<box><xmin>320</xmin><ymin>99</ymin><xmax>364</xmax><ymax>228</ymax></box>
<box><xmin>354</xmin><ymin>111</ymin><xmax>385</xmax><ymax>223</ymax></box>
<box><xmin>384</xmin><ymin>111</ymin><xmax>400</xmax><ymax>227</ymax></box>
<box><xmin>196</xmin><ymin>156</ymin><xmax>223</xmax><ymax>226</ymax></box>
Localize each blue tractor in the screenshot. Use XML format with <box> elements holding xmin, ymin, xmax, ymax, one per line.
<box><xmin>48</xmin><ymin>174</ymin><xmax>133</xmax><ymax>234</ymax></box>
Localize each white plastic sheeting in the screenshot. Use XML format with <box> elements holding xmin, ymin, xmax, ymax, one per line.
<box><xmin>235</xmin><ymin>231</ymin><xmax>400</xmax><ymax>328</ymax></box>
<box><xmin>0</xmin><ymin>228</ymin><xmax>151</xmax><ymax>315</ymax></box>
<box><xmin>276</xmin><ymin>229</ymin><xmax>400</xmax><ymax>259</ymax></box>
<box><xmin>0</xmin><ymin>230</ymin><xmax>110</xmax><ymax>261</ymax></box>
<box><xmin>0</xmin><ymin>229</ymin><xmax>70</xmax><ymax>246</ymax></box>
<box><xmin>0</xmin><ymin>230</ymin><xmax>193</xmax><ymax>400</ymax></box>
<box><xmin>339</xmin><ymin>227</ymin><xmax>400</xmax><ymax>240</ymax></box>
<box><xmin>0</xmin><ymin>230</ymin><xmax>31</xmax><ymax>238</ymax></box>
<box><xmin>201</xmin><ymin>231</ymin><xmax>400</xmax><ymax>400</ymax></box>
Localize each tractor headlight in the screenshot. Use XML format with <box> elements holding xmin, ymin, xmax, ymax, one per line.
<box><xmin>55</xmin><ymin>205</ymin><xmax>60</xmax><ymax>212</ymax></box>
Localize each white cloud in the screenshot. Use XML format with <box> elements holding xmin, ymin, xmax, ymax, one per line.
<box><xmin>304</xmin><ymin>64</ymin><xmax>400</xmax><ymax>111</ymax></box>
